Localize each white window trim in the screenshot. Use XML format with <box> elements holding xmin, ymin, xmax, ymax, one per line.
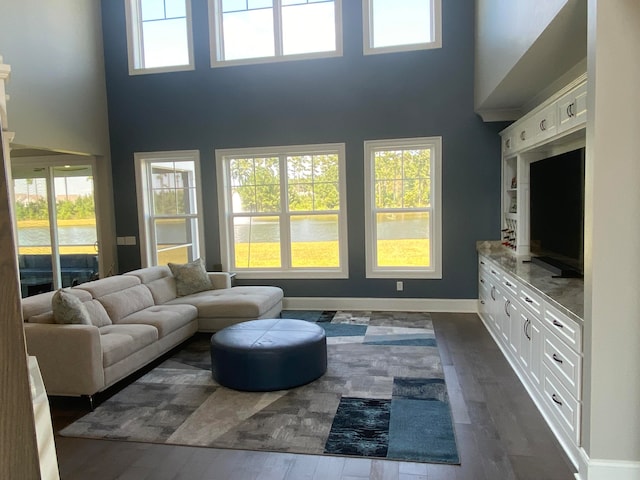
<box><xmin>124</xmin><ymin>0</ymin><xmax>196</xmax><ymax>75</ymax></box>
<box><xmin>362</xmin><ymin>0</ymin><xmax>442</xmax><ymax>56</ymax></box>
<box><xmin>364</xmin><ymin>137</ymin><xmax>442</xmax><ymax>279</ymax></box>
<box><xmin>134</xmin><ymin>150</ymin><xmax>205</xmax><ymax>267</ymax></box>
<box><xmin>216</xmin><ymin>143</ymin><xmax>348</xmax><ymax>279</ymax></box>
<box><xmin>208</xmin><ymin>0</ymin><xmax>343</xmax><ymax>68</ymax></box>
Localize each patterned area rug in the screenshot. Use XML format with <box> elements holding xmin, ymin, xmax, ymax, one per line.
<box><xmin>60</xmin><ymin>311</ymin><xmax>459</xmax><ymax>464</ymax></box>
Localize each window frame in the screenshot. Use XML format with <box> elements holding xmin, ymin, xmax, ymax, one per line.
<box><xmin>362</xmin><ymin>0</ymin><xmax>442</xmax><ymax>56</ymax></box>
<box><xmin>364</xmin><ymin>137</ymin><xmax>442</xmax><ymax>279</ymax></box>
<box><xmin>134</xmin><ymin>150</ymin><xmax>205</xmax><ymax>267</ymax></box>
<box><xmin>216</xmin><ymin>143</ymin><xmax>348</xmax><ymax>279</ymax></box>
<box><xmin>208</xmin><ymin>0</ymin><xmax>343</xmax><ymax>68</ymax></box>
<box><xmin>124</xmin><ymin>0</ymin><xmax>195</xmax><ymax>75</ymax></box>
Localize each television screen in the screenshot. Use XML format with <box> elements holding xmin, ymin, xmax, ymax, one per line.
<box><xmin>529</xmin><ymin>147</ymin><xmax>585</xmax><ymax>277</ymax></box>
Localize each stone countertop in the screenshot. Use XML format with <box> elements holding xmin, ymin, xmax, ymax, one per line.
<box><xmin>476</xmin><ymin>241</ymin><xmax>584</xmax><ymax>322</ymax></box>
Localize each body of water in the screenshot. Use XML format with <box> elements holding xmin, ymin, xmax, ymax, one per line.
<box><xmin>17</xmin><ymin>214</ymin><xmax>430</xmax><ymax>247</ymax></box>
<box><xmin>233</xmin><ymin>214</ymin><xmax>429</xmax><ymax>243</ymax></box>
<box><xmin>18</xmin><ymin>225</ymin><xmax>97</xmax><ymax>246</ymax></box>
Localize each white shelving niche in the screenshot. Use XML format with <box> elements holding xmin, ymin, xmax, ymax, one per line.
<box><xmin>499</xmin><ymin>73</ymin><xmax>587</xmax><ymax>260</ymax></box>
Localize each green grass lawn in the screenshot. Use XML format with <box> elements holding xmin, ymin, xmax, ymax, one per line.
<box><xmin>234</xmin><ymin>239</ymin><xmax>431</xmax><ymax>269</ymax></box>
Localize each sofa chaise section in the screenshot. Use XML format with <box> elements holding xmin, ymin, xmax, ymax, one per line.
<box><xmin>124</xmin><ymin>266</ymin><xmax>284</xmax><ymax>332</ymax></box>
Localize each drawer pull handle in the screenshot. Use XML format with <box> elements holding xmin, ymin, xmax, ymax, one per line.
<box><xmin>480</xmin><ymin>279</ymin><xmax>485</xmax><ymax>284</ymax></box>
<box><xmin>525</xmin><ymin>297</ymin><xmax>533</xmax><ymax>303</ymax></box>
<box><xmin>480</xmin><ymin>261</ymin><xmax>485</xmax><ymax>265</ymax></box>
<box><xmin>551</xmin><ymin>394</ymin><xmax>563</xmax><ymax>406</ymax></box>
<box><xmin>552</xmin><ymin>320</ymin><xmax>564</xmax><ymax>328</ymax></box>
<box><xmin>480</xmin><ymin>300</ymin><xmax>485</xmax><ymax>305</ymax></box>
<box><xmin>505</xmin><ymin>281</ymin><xmax>513</xmax><ymax>287</ymax></box>
<box><xmin>505</xmin><ymin>300</ymin><xmax>511</xmax><ymax>317</ymax></box>
<box><xmin>491</xmin><ymin>270</ymin><xmax>497</xmax><ymax>275</ymax></box>
<box><xmin>552</xmin><ymin>353</ymin><xmax>563</xmax><ymax>364</ymax></box>
<box><xmin>491</xmin><ymin>286</ymin><xmax>496</xmax><ymax>301</ymax></box>
<box><xmin>524</xmin><ymin>319</ymin><xmax>531</xmax><ymax>340</ymax></box>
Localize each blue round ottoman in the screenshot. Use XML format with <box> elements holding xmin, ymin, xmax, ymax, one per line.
<box><xmin>210</xmin><ymin>318</ymin><xmax>327</xmax><ymax>391</ymax></box>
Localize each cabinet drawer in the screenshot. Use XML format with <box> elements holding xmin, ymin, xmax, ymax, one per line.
<box><xmin>501</xmin><ymin>272</ymin><xmax>519</xmax><ymax>297</ymax></box>
<box><xmin>502</xmin><ymin>132</ymin><xmax>515</xmax><ymax>154</ymax></box>
<box><xmin>543</xmin><ymin>332</ymin><xmax>581</xmax><ymax>398</ymax></box>
<box><xmin>478</xmin><ymin>256</ymin><xmax>490</xmax><ymax>270</ymax></box>
<box><xmin>532</xmin><ymin>103</ymin><xmax>558</xmax><ymax>144</ymax></box>
<box><xmin>543</xmin><ymin>303</ymin><xmax>582</xmax><ymax>352</ymax></box>
<box><xmin>542</xmin><ymin>365</ymin><xmax>580</xmax><ymax>442</ymax></box>
<box><xmin>518</xmin><ymin>284</ymin><xmax>543</xmax><ymax>318</ymax></box>
<box><xmin>487</xmin><ymin>265</ymin><xmax>501</xmax><ymax>282</ymax></box>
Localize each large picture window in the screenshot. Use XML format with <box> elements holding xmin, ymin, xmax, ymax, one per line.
<box><xmin>363</xmin><ymin>0</ymin><xmax>441</xmax><ymax>55</ymax></box>
<box><xmin>364</xmin><ymin>137</ymin><xmax>442</xmax><ymax>278</ymax></box>
<box><xmin>209</xmin><ymin>0</ymin><xmax>342</xmax><ymax>66</ymax></box>
<box><xmin>135</xmin><ymin>151</ymin><xmax>205</xmax><ymax>267</ymax></box>
<box><xmin>125</xmin><ymin>0</ymin><xmax>195</xmax><ymax>74</ymax></box>
<box><xmin>216</xmin><ymin>144</ymin><xmax>348</xmax><ymax>278</ymax></box>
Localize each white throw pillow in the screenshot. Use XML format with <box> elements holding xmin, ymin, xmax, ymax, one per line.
<box><xmin>51</xmin><ymin>289</ymin><xmax>92</xmax><ymax>325</ymax></box>
<box><xmin>168</xmin><ymin>258</ymin><xmax>212</xmax><ymax>297</ymax></box>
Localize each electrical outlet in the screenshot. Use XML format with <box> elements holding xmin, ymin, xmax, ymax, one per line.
<box><xmin>396</xmin><ymin>281</ymin><xmax>403</xmax><ymax>292</ymax></box>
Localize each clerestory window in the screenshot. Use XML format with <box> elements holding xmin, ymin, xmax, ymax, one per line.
<box><xmin>209</xmin><ymin>0</ymin><xmax>343</xmax><ymax>67</ymax></box>
<box><xmin>363</xmin><ymin>0</ymin><xmax>442</xmax><ymax>55</ymax></box>
<box><xmin>125</xmin><ymin>0</ymin><xmax>195</xmax><ymax>74</ymax></box>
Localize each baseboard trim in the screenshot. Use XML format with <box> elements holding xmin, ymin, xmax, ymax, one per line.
<box><xmin>282</xmin><ymin>297</ymin><xmax>478</xmax><ymax>313</ymax></box>
<box><xmin>576</xmin><ymin>448</ymin><xmax>640</xmax><ymax>480</ymax></box>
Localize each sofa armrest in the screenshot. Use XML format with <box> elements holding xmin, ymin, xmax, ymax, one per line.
<box><xmin>23</xmin><ymin>323</ymin><xmax>105</xmax><ymax>396</ymax></box>
<box><xmin>207</xmin><ymin>272</ymin><xmax>232</xmax><ymax>290</ymax></box>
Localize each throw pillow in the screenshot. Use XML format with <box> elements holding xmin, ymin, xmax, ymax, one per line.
<box><xmin>51</xmin><ymin>289</ymin><xmax>92</xmax><ymax>325</ymax></box>
<box><xmin>168</xmin><ymin>258</ymin><xmax>212</xmax><ymax>297</ymax></box>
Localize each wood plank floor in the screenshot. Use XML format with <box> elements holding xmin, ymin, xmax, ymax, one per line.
<box><xmin>51</xmin><ymin>312</ymin><xmax>577</xmax><ymax>480</ymax></box>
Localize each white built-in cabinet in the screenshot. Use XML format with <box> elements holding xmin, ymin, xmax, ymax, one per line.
<box><xmin>500</xmin><ymin>74</ymin><xmax>587</xmax><ymax>257</ymax></box>
<box><xmin>478</xmin><ymin>255</ymin><xmax>583</xmax><ymax>468</ymax></box>
<box><xmin>480</xmin><ymin>72</ymin><xmax>589</xmax><ymax>469</ymax></box>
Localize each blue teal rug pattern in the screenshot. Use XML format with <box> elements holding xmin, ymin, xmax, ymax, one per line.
<box><xmin>285</xmin><ymin>310</ymin><xmax>459</xmax><ymax>464</ymax></box>
<box><xmin>61</xmin><ymin>310</ymin><xmax>459</xmax><ymax>465</ymax></box>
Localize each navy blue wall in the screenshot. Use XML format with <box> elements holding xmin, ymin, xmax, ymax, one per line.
<box><xmin>101</xmin><ymin>0</ymin><xmax>503</xmax><ymax>299</ymax></box>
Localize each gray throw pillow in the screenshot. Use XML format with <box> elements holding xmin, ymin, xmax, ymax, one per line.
<box><xmin>51</xmin><ymin>289</ymin><xmax>92</xmax><ymax>325</ymax></box>
<box><xmin>168</xmin><ymin>258</ymin><xmax>212</xmax><ymax>297</ymax></box>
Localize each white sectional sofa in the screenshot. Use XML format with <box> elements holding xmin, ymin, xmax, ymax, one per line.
<box><xmin>21</xmin><ymin>265</ymin><xmax>283</xmax><ymax>400</ymax></box>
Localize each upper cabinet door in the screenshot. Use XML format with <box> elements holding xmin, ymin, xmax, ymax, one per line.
<box><xmin>558</xmin><ymin>83</ymin><xmax>587</xmax><ymax>134</ymax></box>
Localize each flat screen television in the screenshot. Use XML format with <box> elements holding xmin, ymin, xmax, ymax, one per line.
<box><xmin>529</xmin><ymin>147</ymin><xmax>585</xmax><ymax>278</ymax></box>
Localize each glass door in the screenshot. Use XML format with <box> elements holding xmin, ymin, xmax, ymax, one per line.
<box><xmin>13</xmin><ymin>163</ymin><xmax>99</xmax><ymax>297</ymax></box>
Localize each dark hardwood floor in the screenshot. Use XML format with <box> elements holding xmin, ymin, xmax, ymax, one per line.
<box><xmin>51</xmin><ymin>313</ymin><xmax>576</xmax><ymax>480</ymax></box>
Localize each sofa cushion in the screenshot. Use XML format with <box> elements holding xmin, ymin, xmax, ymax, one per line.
<box><xmin>75</xmin><ymin>275</ymin><xmax>141</xmax><ymax>299</ymax></box>
<box><xmin>84</xmin><ymin>300</ymin><xmax>112</xmax><ymax>327</ymax></box>
<box><xmin>99</xmin><ymin>324</ymin><xmax>159</xmax><ymax>367</ymax></box>
<box><xmin>168</xmin><ymin>286</ymin><xmax>283</xmax><ymax>319</ymax></box>
<box><xmin>125</xmin><ymin>265</ymin><xmax>172</xmax><ymax>284</ymax></box>
<box><xmin>117</xmin><ymin>304</ymin><xmax>198</xmax><ymax>338</ymax></box>
<box><xmin>145</xmin><ymin>277</ymin><xmax>178</xmax><ymax>304</ymax></box>
<box><xmin>98</xmin><ymin>284</ymin><xmax>155</xmax><ymax>323</ymax></box>
<box><xmin>168</xmin><ymin>258</ymin><xmax>212</xmax><ymax>297</ymax></box>
<box><xmin>52</xmin><ymin>289</ymin><xmax>92</xmax><ymax>325</ymax></box>
<box><xmin>125</xmin><ymin>266</ymin><xmax>178</xmax><ymax>304</ymax></box>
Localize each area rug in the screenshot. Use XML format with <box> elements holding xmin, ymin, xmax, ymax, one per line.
<box><xmin>60</xmin><ymin>311</ymin><xmax>459</xmax><ymax>464</ymax></box>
